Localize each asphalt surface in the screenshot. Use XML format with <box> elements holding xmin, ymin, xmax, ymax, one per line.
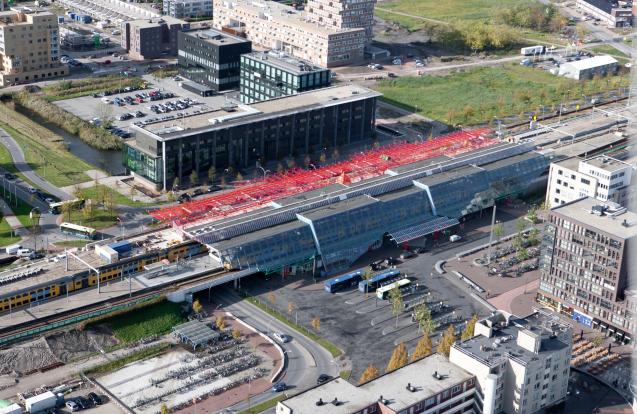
<box><xmin>213</xmin><ymin>288</ymin><xmax>340</xmax><ymax>413</ymax></box>
<box><xmin>238</xmin><ymin>205</ymin><xmax>529</xmax><ymax>381</ymax></box>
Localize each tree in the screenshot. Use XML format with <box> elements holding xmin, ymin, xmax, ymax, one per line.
<box><xmin>287</xmin><ymin>301</ymin><xmax>298</xmax><ymax>324</ymax></box>
<box><xmin>361</xmin><ymin>268</ymin><xmax>374</xmax><ymax>297</ymax></box>
<box><xmin>358</xmin><ymin>364</ymin><xmax>380</xmax><ymax>385</ymax></box>
<box><xmin>493</xmin><ymin>222</ymin><xmax>504</xmax><ymax>243</ymax></box>
<box><xmin>592</xmin><ymin>334</ymin><xmax>604</xmax><ymax>347</ymax></box>
<box><xmin>236</xmin><ymin>172</ymin><xmax>244</xmax><ymax>181</ymax></box>
<box><xmin>208</xmin><ymin>166</ymin><xmax>216</xmax><ymax>184</ymax></box>
<box><xmin>216</xmin><ymin>316</ymin><xmax>226</xmax><ymax>330</ymax></box>
<box><xmin>388</xmin><ymin>286</ymin><xmax>404</xmax><ymax>328</ymax></box>
<box><xmin>172</xmin><ymin>177</ymin><xmax>180</xmax><ymax>191</ymax></box>
<box><xmin>386</xmin><ymin>342</ymin><xmax>409</xmax><ymax>372</ymax></box>
<box><xmin>332</xmin><ymin>148</ymin><xmax>340</xmax><ymax>160</ymax></box>
<box><xmin>311</xmin><ymin>316</ymin><xmax>321</xmax><ymax>332</ymax></box>
<box><xmin>192</xmin><ymin>299</ymin><xmax>203</xmax><ymax>314</ymax></box>
<box><xmin>232</xmin><ymin>328</ymin><xmax>242</xmax><ymax>340</ymax></box>
<box><xmin>189</xmin><ymin>170</ymin><xmax>198</xmax><ymax>186</ymax></box>
<box><xmin>527</xmin><ymin>206</ymin><xmax>538</xmax><ymax>224</ymax></box>
<box><xmin>60</xmin><ymin>201</ymin><xmax>73</xmax><ymax>222</ymax></box>
<box><xmin>267</xmin><ymin>292</ymin><xmax>276</xmax><ymax>309</ymax></box>
<box><xmin>528</xmin><ymin>227</ymin><xmax>540</xmax><ymax>245</ymax></box>
<box><xmin>437</xmin><ymin>325</ymin><xmax>457</xmax><ymax>358</ymax></box>
<box><xmin>461</xmin><ymin>314</ymin><xmax>478</xmax><ymax>341</ymax></box>
<box><xmin>446</xmin><ymin>109</ymin><xmax>457</xmax><ymax>125</ymax></box>
<box><xmin>319</xmin><ymin>152</ymin><xmax>327</xmax><ymax>163</ymax></box>
<box><xmin>412</xmin><ymin>334</ymin><xmax>433</xmax><ymax>361</ymax></box>
<box><xmin>416</xmin><ymin>304</ymin><xmax>436</xmax><ymax>334</ymax></box>
<box><xmin>462</xmin><ymin>105</ymin><xmax>475</xmax><ymax>122</ymax></box>
<box><xmin>129</xmin><ymin>186</ymin><xmax>137</xmax><ymax>200</ymax></box>
<box><xmin>517</xmin><ymin>247</ymin><xmax>529</xmax><ymax>261</ymax></box>
<box><xmin>160</xmin><ymin>403</ymin><xmax>169</xmax><ymax>414</ymax></box>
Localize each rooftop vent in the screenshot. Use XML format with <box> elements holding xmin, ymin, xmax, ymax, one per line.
<box><xmin>378</xmin><ymin>395</ymin><xmax>389</xmax><ymax>404</ymax></box>
<box><xmin>406</xmin><ymin>382</ymin><xmax>416</xmax><ymax>392</ymax></box>
<box><xmin>315</xmin><ymin>398</ymin><xmax>324</xmax><ymax>406</ymax></box>
<box><xmin>332</xmin><ymin>397</ymin><xmax>340</xmax><ymax>406</ymax></box>
<box><xmin>433</xmin><ymin>371</ymin><xmax>442</xmax><ymax>380</ymax></box>
<box><xmin>623</xmin><ymin>219</ymin><xmax>629</xmax><ymax>227</ymax></box>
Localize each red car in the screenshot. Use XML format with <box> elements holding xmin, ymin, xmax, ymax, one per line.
<box><xmin>104</xmin><ymin>60</ymin><xmax>111</xmax><ymax>65</ymax></box>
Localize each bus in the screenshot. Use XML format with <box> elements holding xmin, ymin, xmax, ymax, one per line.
<box><xmin>60</xmin><ymin>222</ymin><xmax>97</xmax><ymax>239</ymax></box>
<box><xmin>376</xmin><ymin>278</ymin><xmax>411</xmax><ymax>300</ymax></box>
<box><xmin>49</xmin><ymin>199</ymin><xmax>85</xmax><ymax>215</ymax></box>
<box><xmin>324</xmin><ymin>269</ymin><xmax>364</xmax><ymax>293</ymax></box>
<box><xmin>358</xmin><ymin>269</ymin><xmax>402</xmax><ymax>293</ymax></box>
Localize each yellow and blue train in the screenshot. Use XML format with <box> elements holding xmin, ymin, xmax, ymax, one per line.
<box><xmin>0</xmin><ymin>240</ymin><xmax>208</xmax><ymax>312</ymax></box>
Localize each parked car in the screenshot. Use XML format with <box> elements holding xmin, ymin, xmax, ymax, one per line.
<box><xmin>191</xmin><ymin>188</ymin><xmax>204</xmax><ymax>197</ymax></box>
<box><xmin>3</xmin><ymin>172</ymin><xmax>16</xmax><ymax>180</ymax></box>
<box><xmin>414</xmin><ymin>246</ymin><xmax>427</xmax><ymax>254</ymax></box>
<box><xmin>207</xmin><ymin>185</ymin><xmax>222</xmax><ymax>193</ymax></box>
<box><xmin>399</xmin><ymin>250</ymin><xmax>415</xmax><ymax>259</ymax></box>
<box><xmin>273</xmin><ymin>332</ymin><xmax>291</xmax><ymax>343</ymax></box>
<box><xmin>65</xmin><ymin>401</ymin><xmax>79</xmax><ymax>412</ymax></box>
<box><xmin>87</xmin><ymin>392</ymin><xmax>102</xmax><ymax>406</ymax></box>
<box><xmin>450</xmin><ymin>234</ymin><xmax>462</xmax><ymax>242</ymax></box>
<box><xmin>28</xmin><ymin>186</ymin><xmax>37</xmax><ymax>194</ymax></box>
<box><xmin>75</xmin><ymin>397</ymin><xmax>90</xmax><ymax>409</ymax></box>
<box><xmin>317</xmin><ymin>374</ymin><xmax>331</xmax><ymax>384</ymax></box>
<box><xmin>272</xmin><ymin>382</ymin><xmax>287</xmax><ymax>392</ymax></box>
<box><xmin>385</xmin><ymin>257</ymin><xmax>399</xmax><ymax>266</ymax></box>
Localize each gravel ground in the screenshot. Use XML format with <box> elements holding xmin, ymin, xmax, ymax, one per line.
<box><xmin>0</xmin><ymin>337</ymin><xmax>57</xmax><ymax>375</ymax></box>
<box><xmin>46</xmin><ymin>327</ymin><xmax>119</xmax><ymax>363</ymax></box>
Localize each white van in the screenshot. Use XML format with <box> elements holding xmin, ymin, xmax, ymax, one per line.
<box><xmin>101</xmin><ymin>97</ymin><xmax>112</xmax><ymax>104</ymax></box>
<box><xmin>5</xmin><ymin>244</ymin><xmax>21</xmax><ymax>255</ymax></box>
<box><xmin>16</xmin><ymin>248</ymin><xmax>32</xmax><ymax>257</ymax></box>
<box><xmin>450</xmin><ymin>235</ymin><xmax>462</xmax><ymax>242</ymax></box>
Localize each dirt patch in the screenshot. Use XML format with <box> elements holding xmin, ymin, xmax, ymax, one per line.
<box><xmin>0</xmin><ymin>337</ymin><xmax>58</xmax><ymax>375</ymax></box>
<box><xmin>46</xmin><ymin>327</ymin><xmax>119</xmax><ymax>363</ymax></box>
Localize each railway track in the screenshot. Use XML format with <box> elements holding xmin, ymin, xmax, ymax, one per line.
<box><xmin>0</xmin><ymin>266</ymin><xmax>229</xmax><ymax>346</ymax></box>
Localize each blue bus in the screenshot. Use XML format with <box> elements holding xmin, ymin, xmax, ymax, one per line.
<box><xmin>358</xmin><ymin>269</ymin><xmax>402</xmax><ymax>293</ymax></box>
<box><xmin>324</xmin><ymin>269</ymin><xmax>364</xmax><ymax>293</ymax></box>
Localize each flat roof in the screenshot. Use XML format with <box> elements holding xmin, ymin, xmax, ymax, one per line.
<box><xmin>580</xmin><ymin>0</ymin><xmax>614</xmax><ymax>14</ymax></box>
<box><xmin>562</xmin><ymin>55</ymin><xmax>618</xmax><ymax>71</ymax></box>
<box><xmin>551</xmin><ymin>197</ymin><xmax>637</xmax><ymax>239</ymax></box>
<box><xmin>136</xmin><ymin>85</ymin><xmax>380</xmax><ymax>141</ymax></box>
<box><xmin>182</xmin><ymin>28</ymin><xmax>249</xmax><ymax>46</ymax></box>
<box><xmin>582</xmin><ymin>155</ymin><xmax>631</xmax><ymax>172</ymax></box>
<box><xmin>453</xmin><ymin>310</ymin><xmax>571</xmax><ymax>367</ymax></box>
<box><xmin>415</xmin><ymin>165</ymin><xmax>484</xmax><ymax>187</ymax></box>
<box><xmin>128</xmin><ymin>16</ymin><xmax>186</xmax><ymax>28</ymax></box>
<box><xmin>280</xmin><ymin>354</ymin><xmax>473</xmax><ymax>413</ymax></box>
<box><xmin>217</xmin><ymin>0</ymin><xmax>364</xmax><ymax>37</ymax></box>
<box><xmin>211</xmin><ymin>219</ymin><xmax>308</xmax><ymax>251</ymax></box>
<box><xmin>376</xmin><ymin>186</ymin><xmax>423</xmax><ymax>202</ymax></box>
<box><xmin>480</xmin><ymin>151</ymin><xmax>544</xmax><ymax>171</ymax></box>
<box><xmin>552</xmin><ymin>156</ymin><xmax>582</xmax><ymax>171</ymax></box>
<box><xmin>270</xmin><ymin>183</ymin><xmax>347</xmax><ymax>207</ymax></box>
<box><xmin>299</xmin><ymin>195</ymin><xmax>377</xmax><ymax>221</ymax></box>
<box><xmin>243</xmin><ymin>50</ymin><xmax>327</xmax><ymax>74</ymax></box>
<box><xmin>386</xmin><ymin>155</ymin><xmax>451</xmax><ymax>175</ymax></box>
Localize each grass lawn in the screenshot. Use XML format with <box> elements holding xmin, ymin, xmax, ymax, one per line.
<box><xmin>0</xmin><ymin>217</ymin><xmax>20</xmax><ymax>247</ymax></box>
<box><xmin>69</xmin><ymin>207</ymin><xmax>117</xmax><ymax>230</ymax></box>
<box><xmin>84</xmin><ymin>343</ymin><xmax>171</xmax><ymax>376</ymax></box>
<box><xmin>589</xmin><ymin>45</ymin><xmax>630</xmax><ymax>62</ymax></box>
<box><xmin>96</xmin><ymin>300</ymin><xmax>185</xmax><ymax>343</ymax></box>
<box><xmin>237</xmin><ymin>396</ymin><xmax>286</xmax><ymax>414</ymax></box>
<box><xmin>375</xmin><ymin>64</ymin><xmax>630</xmax><ymax>125</ymax></box>
<box><xmin>54</xmin><ymin>240</ymin><xmax>90</xmax><ymax>248</ymax></box>
<box><xmin>1</xmin><ymin>194</ymin><xmax>36</xmax><ymax>229</ymax></box>
<box><xmin>77</xmin><ymin>184</ymin><xmax>155</xmax><ymax>207</ymax></box>
<box><xmin>0</xmin><ymin>105</ymin><xmax>92</xmax><ymax>187</ymax></box>
<box><xmin>42</xmin><ymin>76</ymin><xmax>148</xmax><ymax>101</ymax></box>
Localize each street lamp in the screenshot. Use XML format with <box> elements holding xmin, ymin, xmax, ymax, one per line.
<box><xmin>29</xmin><ymin>207</ymin><xmax>41</xmax><ymax>253</ymax></box>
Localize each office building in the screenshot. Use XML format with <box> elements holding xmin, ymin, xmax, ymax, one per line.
<box><xmin>306</xmin><ymin>0</ymin><xmax>376</xmax><ymax>43</ymax></box>
<box><xmin>212</xmin><ymin>0</ymin><xmax>366</xmax><ymax>67</ymax></box>
<box><xmin>449</xmin><ymin>310</ymin><xmax>572</xmax><ymax>414</ymax></box>
<box><xmin>537</xmin><ymin>197</ymin><xmax>637</xmax><ymax>342</ymax></box>
<box><xmin>0</xmin><ymin>10</ymin><xmax>68</xmax><ymax>87</ymax></box>
<box><xmin>178</xmin><ymin>28</ymin><xmax>251</xmax><ymax>91</ymax></box>
<box><xmin>163</xmin><ymin>0</ymin><xmax>213</xmax><ymax>19</ymax></box>
<box><xmin>276</xmin><ymin>353</ymin><xmax>476</xmax><ymax>414</ymax></box>
<box><xmin>240</xmin><ymin>51</ymin><xmax>331</xmax><ymax>103</ymax></box>
<box><xmin>545</xmin><ymin>155</ymin><xmax>633</xmax><ymax>208</ymax></box>
<box><xmin>576</xmin><ymin>0</ymin><xmax>632</xmax><ymax>27</ymax></box>
<box><xmin>124</xmin><ymin>84</ymin><xmax>380</xmax><ymax>191</ymax></box>
<box><xmin>121</xmin><ymin>17</ymin><xmax>190</xmax><ymax>60</ymax></box>
<box><xmin>558</xmin><ymin>55</ymin><xmax>618</xmax><ymax>80</ymax></box>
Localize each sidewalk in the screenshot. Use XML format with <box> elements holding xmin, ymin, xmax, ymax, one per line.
<box><xmin>60</xmin><ymin>173</ymin><xmax>160</xmax><ymax>204</ymax></box>
<box><xmin>0</xmin><ymin>198</ymin><xmax>26</xmax><ymax>237</ymax></box>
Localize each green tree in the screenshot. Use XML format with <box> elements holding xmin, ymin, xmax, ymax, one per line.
<box><xmin>208</xmin><ymin>166</ymin><xmax>216</xmax><ymax>184</ymax></box>
<box><xmin>388</xmin><ymin>286</ymin><xmax>404</xmax><ymax>328</ymax></box>
<box><xmin>527</xmin><ymin>206</ymin><xmax>538</xmax><ymax>223</ymax></box>
<box><xmin>189</xmin><ymin>170</ymin><xmax>198</xmax><ymax>186</ymax></box>
<box><xmin>493</xmin><ymin>222</ymin><xmax>504</xmax><ymax>243</ymax></box>
<box><xmin>413</xmin><ymin>303</ymin><xmax>435</xmax><ymax>334</ymax></box>
<box><xmin>386</xmin><ymin>342</ymin><xmax>409</xmax><ymax>372</ymax></box>
<box><xmin>461</xmin><ymin>314</ymin><xmax>478</xmax><ymax>341</ymax></box>
<box><xmin>517</xmin><ymin>247</ymin><xmax>529</xmax><ymax>261</ymax></box>
<box><xmin>358</xmin><ymin>364</ymin><xmax>380</xmax><ymax>385</ymax></box>
<box><xmin>412</xmin><ymin>334</ymin><xmax>433</xmax><ymax>361</ymax></box>
<box><xmin>361</xmin><ymin>268</ymin><xmax>374</xmax><ymax>297</ymax></box>
<box><xmin>437</xmin><ymin>325</ymin><xmax>457</xmax><ymax>358</ymax></box>
<box><xmin>192</xmin><ymin>299</ymin><xmax>203</xmax><ymax>314</ymax></box>
<box><xmin>592</xmin><ymin>334</ymin><xmax>604</xmax><ymax>347</ymax></box>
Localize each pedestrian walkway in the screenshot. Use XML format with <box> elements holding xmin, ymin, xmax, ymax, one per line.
<box><xmin>60</xmin><ymin>174</ymin><xmax>160</xmax><ymax>204</ymax></box>
<box><xmin>0</xmin><ymin>197</ymin><xmax>26</xmax><ymax>237</ymax></box>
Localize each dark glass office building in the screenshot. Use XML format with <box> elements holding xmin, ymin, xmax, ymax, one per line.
<box><xmin>178</xmin><ymin>28</ymin><xmax>252</xmax><ymax>91</ymax></box>
<box><xmin>240</xmin><ymin>51</ymin><xmax>331</xmax><ymax>103</ymax></box>
<box><xmin>123</xmin><ymin>85</ymin><xmax>379</xmax><ymax>191</ymax></box>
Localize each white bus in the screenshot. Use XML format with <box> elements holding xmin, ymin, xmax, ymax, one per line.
<box><xmin>376</xmin><ymin>278</ymin><xmax>411</xmax><ymax>300</ymax></box>
<box><xmin>60</xmin><ymin>222</ymin><xmax>97</xmax><ymax>240</ymax></box>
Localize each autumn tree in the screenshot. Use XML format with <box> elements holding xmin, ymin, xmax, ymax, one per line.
<box><xmin>493</xmin><ymin>222</ymin><xmax>504</xmax><ymax>243</ymax></box>
<box><xmin>311</xmin><ymin>317</ymin><xmax>321</xmax><ymax>332</ymax></box>
<box><xmin>412</xmin><ymin>334</ymin><xmax>433</xmax><ymax>361</ymax></box>
<box><xmin>267</xmin><ymin>292</ymin><xmax>277</xmax><ymax>309</ymax></box>
<box><xmin>388</xmin><ymin>286</ymin><xmax>404</xmax><ymax>328</ymax></box>
<box><xmin>437</xmin><ymin>325</ymin><xmax>457</xmax><ymax>358</ymax></box>
<box><xmin>160</xmin><ymin>403</ymin><xmax>169</xmax><ymax>414</ymax></box>
<box><xmin>358</xmin><ymin>364</ymin><xmax>380</xmax><ymax>385</ymax></box>
<box><xmin>216</xmin><ymin>316</ymin><xmax>226</xmax><ymax>330</ymax></box>
<box><xmin>361</xmin><ymin>268</ymin><xmax>374</xmax><ymax>297</ymax></box>
<box><xmin>192</xmin><ymin>299</ymin><xmax>203</xmax><ymax>314</ymax></box>
<box><xmin>461</xmin><ymin>314</ymin><xmax>479</xmax><ymax>341</ymax></box>
<box><xmin>232</xmin><ymin>328</ymin><xmax>242</xmax><ymax>340</ymax></box>
<box><xmin>386</xmin><ymin>342</ymin><xmax>409</xmax><ymax>372</ymax></box>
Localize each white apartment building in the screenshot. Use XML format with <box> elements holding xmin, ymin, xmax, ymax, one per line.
<box><xmin>164</xmin><ymin>0</ymin><xmax>213</xmax><ymax>19</ymax></box>
<box><xmin>306</xmin><ymin>0</ymin><xmax>376</xmax><ymax>43</ymax></box>
<box><xmin>449</xmin><ymin>310</ymin><xmax>572</xmax><ymax>414</ymax></box>
<box><xmin>575</xmin><ymin>0</ymin><xmax>632</xmax><ymax>27</ymax></box>
<box><xmin>546</xmin><ymin>155</ymin><xmax>633</xmax><ymax>208</ymax></box>
<box><xmin>212</xmin><ymin>0</ymin><xmax>366</xmax><ymax>67</ymax></box>
<box><xmin>0</xmin><ymin>10</ymin><xmax>68</xmax><ymax>86</ymax></box>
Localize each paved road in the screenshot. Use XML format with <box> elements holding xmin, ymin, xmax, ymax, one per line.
<box><xmin>215</xmin><ymin>288</ymin><xmax>340</xmax><ymax>414</ymax></box>
<box><xmin>0</xmin><ymin>128</ymin><xmax>71</xmax><ymax>201</ymax></box>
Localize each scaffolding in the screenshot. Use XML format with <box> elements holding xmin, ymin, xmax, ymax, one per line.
<box><xmin>151</xmin><ymin>128</ymin><xmax>495</xmax><ymax>226</ymax></box>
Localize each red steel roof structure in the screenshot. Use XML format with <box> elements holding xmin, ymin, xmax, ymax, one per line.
<box><xmin>151</xmin><ymin>128</ymin><xmax>495</xmax><ymax>226</ymax></box>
